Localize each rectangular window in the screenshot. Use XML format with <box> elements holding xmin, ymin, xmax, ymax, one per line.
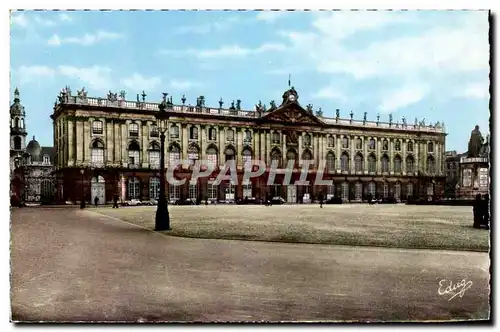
<box><xmin>208</xmin><ymin>183</ymin><xmax>217</xmax><ymax>200</ymax></box>
<box><xmin>128</xmin><ymin>150</ymin><xmax>140</xmax><ymax>167</ymax></box>
<box><xmin>207</xmin><ymin>153</ymin><xmax>218</xmax><ymax>169</ymax></box>
<box><xmin>169</xmin><ymin>184</ymin><xmax>180</xmax><ymax>200</ymax></box>
<box><xmin>92</xmin><ymin>121</ymin><xmax>103</xmax><ymax>134</ymax></box>
<box><xmin>272</xmin><ymin>132</ymin><xmax>280</xmax><ymax>144</ymax></box>
<box><xmin>226</xmin><ymin>130</ymin><xmax>235</xmax><ymax>142</ymax></box>
<box><xmin>149</xmin><ymin>151</ymin><xmax>160</xmax><ymax>168</ymax></box>
<box><xmin>129</xmin><ymin>123</ymin><xmax>139</xmax><ymax>137</ymax></box>
<box><xmin>91</xmin><ymin>149</ymin><xmax>104</xmax><ymax>164</ymax></box>
<box><xmin>189</xmin><ymin>184</ymin><xmax>197</xmax><ymax>199</ymax></box>
<box><xmin>169</xmin><ymin>152</ymin><xmax>180</xmax><ymax>167</ymax></box>
<box><xmin>326</xmin><ymin>185</ymin><xmax>335</xmax><ymax>198</ymax></box>
<box><xmin>150</xmin><ymin>126</ymin><xmax>159</xmax><ymax>137</ymax></box>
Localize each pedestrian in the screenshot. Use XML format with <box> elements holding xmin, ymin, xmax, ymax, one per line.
<box><xmin>205</xmin><ymin>197</ymin><xmax>208</xmax><ymax>206</ymax></box>
<box><xmin>481</xmin><ymin>194</ymin><xmax>490</xmax><ymax>229</ymax></box>
<box><xmin>113</xmin><ymin>194</ymin><xmax>119</xmax><ymax>209</ymax></box>
<box><xmin>94</xmin><ymin>196</ymin><xmax>99</xmax><ymax>207</ymax></box>
<box><xmin>473</xmin><ymin>194</ymin><xmax>482</xmax><ymax>229</ymax></box>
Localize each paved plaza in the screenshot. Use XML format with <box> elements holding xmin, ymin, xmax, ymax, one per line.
<box><xmin>10</xmin><ymin>206</ymin><xmax>490</xmax><ymax>322</ymax></box>
<box><xmin>95</xmin><ymin>204</ymin><xmax>489</xmax><ymax>252</ymax></box>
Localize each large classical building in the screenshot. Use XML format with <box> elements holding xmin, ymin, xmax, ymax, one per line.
<box><xmin>51</xmin><ymin>85</ymin><xmax>446</xmax><ymax>205</ymax></box>
<box><xmin>10</xmin><ymin>88</ymin><xmax>56</xmax><ymax>203</ymax></box>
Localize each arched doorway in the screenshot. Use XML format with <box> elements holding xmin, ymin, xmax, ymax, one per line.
<box><xmin>91</xmin><ymin>175</ymin><xmax>106</xmax><ymax>205</ymax></box>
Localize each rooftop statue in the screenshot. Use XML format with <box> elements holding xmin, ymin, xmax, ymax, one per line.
<box><xmin>467</xmin><ymin>125</ymin><xmax>485</xmax><ymax>158</ymax></box>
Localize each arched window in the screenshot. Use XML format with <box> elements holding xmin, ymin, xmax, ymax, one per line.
<box><xmin>190</xmin><ymin>126</ymin><xmax>199</xmax><ymax>140</ymax></box>
<box><xmin>13</xmin><ymin>136</ymin><xmax>21</xmax><ymax>150</ymax></box>
<box><xmin>427</xmin><ymin>156</ymin><xmax>435</xmax><ymax>174</ymax></box>
<box><xmin>382</xmin><ymin>139</ymin><xmax>389</xmax><ymax>151</ymax></box>
<box><xmin>381</xmin><ymin>155</ymin><xmax>389</xmax><ymax>173</ymax></box>
<box><xmin>368</xmin><ymin>138</ymin><xmax>376</xmax><ymax>150</ymax></box>
<box><xmin>302</xmin><ymin>150</ymin><xmax>312</xmax><ymax>161</ymax></box>
<box><xmin>150</xmin><ymin>125</ymin><xmax>159</xmax><ymax>137</ymax></box>
<box><xmin>368</xmin><ymin>181</ymin><xmax>376</xmax><ymax>197</ymax></box>
<box><xmin>244</xmin><ymin>129</ymin><xmax>252</xmax><ymax>142</ymax></box>
<box><xmin>149</xmin><ymin>177</ymin><xmax>160</xmax><ymax>200</ymax></box>
<box><xmin>91</xmin><ymin>139</ymin><xmax>105</xmax><ymax>165</ymax></box>
<box><xmin>428</xmin><ymin>142</ymin><xmax>434</xmax><ymax>153</ymax></box>
<box><xmin>170</xmin><ymin>125</ymin><xmax>180</xmax><ymax>139</ymax></box>
<box><xmin>326</xmin><ymin>152</ymin><xmax>335</xmax><ymax>171</ymax></box>
<box><xmin>394</xmin><ymin>182</ymin><xmax>401</xmax><ymax>201</ymax></box>
<box><xmin>383</xmin><ymin>182</ymin><xmax>389</xmax><ymax>198</ymax></box>
<box><xmin>341</xmin><ymin>182</ymin><xmax>349</xmax><ymax>201</ymax></box>
<box><xmin>128</xmin><ymin>177</ymin><xmax>140</xmax><ymax>199</ymax></box>
<box><xmin>328</xmin><ymin>136</ymin><xmax>335</xmax><ymax>147</ymax></box>
<box><xmin>188</xmin><ymin>144</ymin><xmax>200</xmax><ymax>166</ymax></box>
<box><xmin>242</xmin><ymin>148</ymin><xmax>252</xmax><ymax>168</ymax></box>
<box><xmin>303</xmin><ymin>134</ymin><xmax>311</xmax><ymax>147</ymax></box>
<box><xmin>340</xmin><ymin>153</ymin><xmax>349</xmax><ymax>172</ymax></box>
<box><xmin>20</xmin><ymin>118</ymin><xmax>24</xmax><ymax>128</ymax></box>
<box><xmin>407</xmin><ymin>141</ymin><xmax>414</xmax><ymax>152</ymax></box>
<box><xmin>128</xmin><ymin>141</ymin><xmax>140</xmax><ymax>167</ymax></box>
<box><xmin>368</xmin><ymin>153</ymin><xmax>376</xmax><ymax>173</ymax></box>
<box><xmin>407</xmin><ymin>183</ymin><xmax>414</xmax><ymax>197</ymax></box>
<box><xmin>14</xmin><ymin>117</ymin><xmax>19</xmax><ymax>128</ymax></box>
<box><xmin>92</xmin><ymin>120</ymin><xmax>103</xmax><ymax>134</ymax></box>
<box><xmin>355</xmin><ymin>138</ymin><xmax>362</xmax><ymax>150</ymax></box>
<box><xmin>149</xmin><ymin>142</ymin><xmax>160</xmax><ymax>168</ymax></box>
<box><xmin>355</xmin><ymin>182</ymin><xmax>362</xmax><ymax>201</ymax></box>
<box><xmin>272</xmin><ymin>132</ymin><xmax>280</xmax><ymax>144</ymax></box>
<box><xmin>169</xmin><ymin>144</ymin><xmax>181</xmax><ymax>167</ymax></box>
<box><xmin>395</xmin><ymin>140</ymin><xmax>401</xmax><ymax>151</ymax></box>
<box><xmin>342</xmin><ymin>136</ymin><xmax>349</xmax><ymax>149</ymax></box>
<box><xmin>129</xmin><ymin>123</ymin><xmax>139</xmax><ymax>137</ymax></box>
<box><xmin>406</xmin><ymin>156</ymin><xmax>415</xmax><ymax>173</ymax></box>
<box><xmin>354</xmin><ymin>153</ymin><xmax>363</xmax><ymax>172</ymax></box>
<box><xmin>206</xmin><ymin>146</ymin><xmax>218</xmax><ymax>168</ymax></box>
<box><xmin>225</xmin><ymin>147</ymin><xmax>236</xmax><ymax>162</ymax></box>
<box><xmin>208</xmin><ymin>127</ymin><xmax>217</xmax><ymax>141</ymax></box>
<box><xmin>270</xmin><ymin>148</ymin><xmax>282</xmax><ymax>167</ymax></box>
<box><xmin>226</xmin><ymin>129</ymin><xmax>235</xmax><ymax>142</ymax></box>
<box><xmin>286</xmin><ymin>149</ymin><xmax>298</xmax><ymax>167</ymax></box>
<box><xmin>394</xmin><ymin>155</ymin><xmax>402</xmax><ymax>173</ymax></box>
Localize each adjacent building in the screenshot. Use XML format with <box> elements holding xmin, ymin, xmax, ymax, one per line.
<box><xmin>51</xmin><ymin>85</ymin><xmax>447</xmax><ymax>205</ymax></box>
<box><xmin>10</xmin><ymin>88</ymin><xmax>56</xmax><ymax>203</ymax></box>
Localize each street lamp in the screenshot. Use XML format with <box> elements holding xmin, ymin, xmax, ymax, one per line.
<box><xmin>155</xmin><ymin>93</ymin><xmax>171</xmax><ymax>231</ymax></box>
<box><xmin>80</xmin><ymin>169</ymin><xmax>85</xmax><ymax>209</ymax></box>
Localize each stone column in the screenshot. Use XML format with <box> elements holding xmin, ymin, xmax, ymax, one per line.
<box><xmin>363</xmin><ymin>136</ymin><xmax>368</xmax><ymax>174</ymax></box>
<box><xmin>142</xmin><ymin>121</ymin><xmax>149</xmax><ymax>168</ymax></box>
<box><xmin>182</xmin><ymin>125</ymin><xmax>188</xmax><ymax>161</ymax></box>
<box><xmin>218</xmin><ymin>126</ymin><xmax>225</xmax><ymax>167</ymax></box>
<box><xmin>298</xmin><ymin>134</ymin><xmax>303</xmax><ymax>166</ymax></box>
<box><xmin>336</xmin><ymin>135</ymin><xmax>341</xmax><ymax>173</ymax></box>
<box><xmin>237</xmin><ymin>128</ymin><xmax>243</xmax><ymax>167</ymax></box>
<box><xmin>261</xmin><ymin>131</ymin><xmax>267</xmax><ymax>165</ymax></box>
<box><xmin>265</xmin><ymin>131</ymin><xmax>271</xmax><ymax>166</ymax></box>
<box><xmin>402</xmin><ymin>139</ymin><xmax>407</xmax><ymax>174</ymax></box>
<box><xmin>68</xmin><ymin>120</ymin><xmax>75</xmax><ymax>166</ymax></box>
<box><xmin>114</xmin><ymin>122</ymin><xmax>121</xmax><ymax>164</ymax></box>
<box><xmin>389</xmin><ymin>138</ymin><xmax>394</xmax><ymax>174</ymax></box>
<box><xmin>122</xmin><ymin>122</ymin><xmax>128</xmax><ymax>167</ymax></box>
<box><xmin>201</xmin><ymin>125</ymin><xmax>207</xmax><ymax>161</ymax></box>
<box><xmin>76</xmin><ymin>120</ymin><xmax>83</xmax><ymax>163</ymax></box>
<box><xmin>106</xmin><ymin>119</ymin><xmax>114</xmax><ymax>163</ymax></box>
<box><xmin>83</xmin><ymin>120</ymin><xmax>90</xmax><ymax>163</ymax></box>
<box><xmin>377</xmin><ymin>138</ymin><xmax>382</xmax><ymax>174</ymax></box>
<box><xmin>350</xmin><ymin>135</ymin><xmax>355</xmax><ymax>173</ymax></box>
<box><xmin>254</xmin><ymin>128</ymin><xmax>260</xmax><ymax>161</ymax></box>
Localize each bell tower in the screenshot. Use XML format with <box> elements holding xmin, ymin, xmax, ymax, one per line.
<box><xmin>10</xmin><ymin>87</ymin><xmax>27</xmax><ymax>152</ymax></box>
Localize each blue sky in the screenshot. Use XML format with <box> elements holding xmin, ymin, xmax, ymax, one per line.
<box><xmin>10</xmin><ymin>10</ymin><xmax>490</xmax><ymax>151</ymax></box>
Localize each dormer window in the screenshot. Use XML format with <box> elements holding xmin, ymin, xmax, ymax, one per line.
<box><xmin>190</xmin><ymin>126</ymin><xmax>199</xmax><ymax>140</ymax></box>
<box><xmin>92</xmin><ymin>120</ymin><xmax>103</xmax><ymax>134</ymax></box>
<box><xmin>43</xmin><ymin>154</ymin><xmax>50</xmax><ymax>165</ymax></box>
<box><xmin>170</xmin><ymin>125</ymin><xmax>179</xmax><ymax>139</ymax></box>
<box><xmin>209</xmin><ymin>128</ymin><xmax>217</xmax><ymax>141</ymax></box>
<box><xmin>150</xmin><ymin>125</ymin><xmax>159</xmax><ymax>138</ymax></box>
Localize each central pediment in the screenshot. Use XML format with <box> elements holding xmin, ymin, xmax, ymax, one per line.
<box><xmin>260</xmin><ymin>103</ymin><xmax>324</xmax><ymax>126</ymax></box>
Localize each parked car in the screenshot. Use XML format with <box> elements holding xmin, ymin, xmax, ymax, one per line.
<box><xmin>236</xmin><ymin>197</ymin><xmax>262</xmax><ymax>205</ymax></box>
<box><xmin>124</xmin><ymin>199</ymin><xmax>142</xmax><ymax>206</ymax></box>
<box><xmin>143</xmin><ymin>199</ymin><xmax>158</xmax><ymax>206</ymax></box>
<box><xmin>325</xmin><ymin>197</ymin><xmax>343</xmax><ymax>204</ymax></box>
<box><xmin>173</xmin><ymin>198</ymin><xmax>196</xmax><ymax>206</ymax></box>
<box><xmin>271</xmin><ymin>196</ymin><xmax>286</xmax><ymax>205</ymax></box>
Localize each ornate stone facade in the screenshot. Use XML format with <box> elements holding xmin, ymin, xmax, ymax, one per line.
<box><xmin>51</xmin><ymin>86</ymin><xmax>447</xmax><ymax>204</ymax></box>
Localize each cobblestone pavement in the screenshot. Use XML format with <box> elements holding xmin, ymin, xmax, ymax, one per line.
<box><xmin>10</xmin><ymin>207</ymin><xmax>490</xmax><ymax>322</ymax></box>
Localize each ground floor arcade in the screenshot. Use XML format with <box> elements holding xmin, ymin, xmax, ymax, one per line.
<box><xmin>54</xmin><ymin>167</ymin><xmax>445</xmax><ymax>205</ymax></box>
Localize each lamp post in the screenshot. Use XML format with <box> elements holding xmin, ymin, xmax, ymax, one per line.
<box><xmin>155</xmin><ymin>93</ymin><xmax>171</xmax><ymax>231</ymax></box>
<box><xmin>80</xmin><ymin>169</ymin><xmax>85</xmax><ymax>209</ymax></box>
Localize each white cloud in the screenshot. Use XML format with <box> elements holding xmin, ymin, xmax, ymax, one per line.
<box><xmin>312</xmin><ymin>85</ymin><xmax>347</xmax><ymax>102</ymax></box>
<box><xmin>11</xmin><ymin>12</ymin><xmax>29</xmax><ymax>28</ymax></box>
<box><xmin>17</xmin><ymin>65</ymin><xmax>56</xmax><ymax>84</ymax></box>
<box><xmin>34</xmin><ymin>15</ymin><xmax>56</xmax><ymax>27</ymax></box>
<box><xmin>169</xmin><ymin>80</ymin><xmax>200</xmax><ymax>90</ymax></box>
<box><xmin>378</xmin><ymin>84</ymin><xmax>430</xmax><ymax>113</ymax></box>
<box><xmin>175</xmin><ymin>16</ymin><xmax>238</xmax><ymax>35</ymax></box>
<box><xmin>58</xmin><ymin>65</ymin><xmax>113</xmax><ymax>90</ymax></box>
<box><xmin>48</xmin><ymin>31</ymin><xmax>123</xmax><ymax>46</ymax></box>
<box><xmin>256</xmin><ymin>11</ymin><xmax>285</xmax><ymax>23</ymax></box>
<box><xmin>59</xmin><ymin>13</ymin><xmax>72</xmax><ymax>22</ymax></box>
<box><xmin>463</xmin><ymin>81</ymin><xmax>490</xmax><ymax>99</ymax></box>
<box><xmin>160</xmin><ymin>42</ymin><xmax>286</xmax><ymax>59</ymax></box>
<box><xmin>122</xmin><ymin>73</ymin><xmax>162</xmax><ymax>91</ymax></box>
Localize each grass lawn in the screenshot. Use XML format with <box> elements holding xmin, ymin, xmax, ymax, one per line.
<box><xmin>94</xmin><ymin>204</ymin><xmax>490</xmax><ymax>252</ymax></box>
